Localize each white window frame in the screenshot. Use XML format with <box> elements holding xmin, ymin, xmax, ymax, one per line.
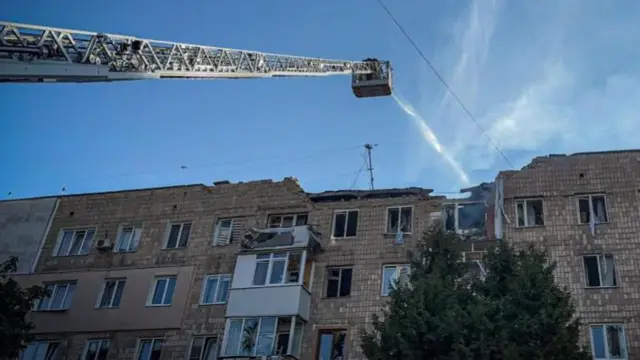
<box><xmin>221</xmin><ymin>317</ymin><xmax>278</xmax><ymax>357</ymax></box>
<box><xmin>96</xmin><ymin>278</ymin><xmax>126</xmax><ymax>308</ymax></box>
<box><xmin>200</xmin><ymin>274</ymin><xmax>232</xmax><ymax>305</ymax></box>
<box><xmin>188</xmin><ymin>335</ymin><xmax>219</xmax><ymax>360</ymax></box>
<box><xmin>577</xmin><ymin>194</ymin><xmax>609</xmax><ymax>225</ymax></box>
<box><xmin>331</xmin><ymin>210</ymin><xmax>359</xmax><ymax>239</ymax></box>
<box><xmin>81</xmin><ymin>339</ymin><xmax>110</xmax><ymax>360</ymax></box>
<box><xmin>326</xmin><ymin>267</ymin><xmax>352</xmax><ymax>298</ymax></box>
<box><xmin>164</xmin><ymin>222</ymin><xmax>192</xmax><ymax>249</ymax></box>
<box><xmin>19</xmin><ymin>341</ymin><xmax>62</xmax><ymax>360</ymax></box>
<box><xmin>267</xmin><ymin>213</ymin><xmax>308</xmax><ymax>228</ymax></box>
<box><xmin>589</xmin><ymin>324</ymin><xmax>628</xmax><ymax>360</ymax></box>
<box><xmin>443</xmin><ymin>202</ymin><xmax>487</xmax><ymax>233</ymax></box>
<box><xmin>147</xmin><ymin>276</ymin><xmax>177</xmax><ymax>306</ymax></box>
<box><xmin>135</xmin><ymin>338</ymin><xmax>164</xmax><ymax>360</ymax></box>
<box><xmin>381</xmin><ymin>264</ymin><xmax>410</xmax><ymax>296</ymax></box>
<box><xmin>582</xmin><ymin>254</ymin><xmax>617</xmax><ymax>288</ymax></box>
<box><xmin>252</xmin><ymin>252</ymin><xmax>302</xmax><ymax>287</ymax></box>
<box><xmin>37</xmin><ymin>281</ymin><xmax>76</xmax><ymax>311</ymax></box>
<box><xmin>115</xmin><ymin>225</ymin><xmax>142</xmax><ymax>252</ymax></box>
<box><xmin>213</xmin><ymin>219</ymin><xmax>234</xmax><ymax>246</ymax></box>
<box><xmin>53</xmin><ymin>228</ymin><xmax>97</xmax><ymax>256</ymax></box>
<box><xmin>515</xmin><ymin>198</ymin><xmax>544</xmax><ymax>227</ymax></box>
<box><xmin>385</xmin><ymin>206</ymin><xmax>413</xmax><ymax>234</ymax></box>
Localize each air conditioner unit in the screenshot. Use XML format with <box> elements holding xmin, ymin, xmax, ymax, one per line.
<box><xmin>96</xmin><ymin>238</ymin><xmax>113</xmax><ymax>251</ymax></box>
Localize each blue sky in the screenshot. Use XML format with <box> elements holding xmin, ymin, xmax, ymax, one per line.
<box><xmin>2</xmin><ymin>0</ymin><xmax>640</xmax><ymax>200</ymax></box>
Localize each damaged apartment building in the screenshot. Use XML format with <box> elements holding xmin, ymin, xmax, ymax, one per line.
<box><xmin>1</xmin><ymin>149</ymin><xmax>637</xmax><ymax>360</ymax></box>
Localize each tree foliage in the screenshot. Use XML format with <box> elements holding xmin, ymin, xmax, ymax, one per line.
<box><xmin>0</xmin><ymin>256</ymin><xmax>49</xmax><ymax>360</ymax></box>
<box><xmin>360</xmin><ymin>227</ymin><xmax>590</xmax><ymax>360</ymax></box>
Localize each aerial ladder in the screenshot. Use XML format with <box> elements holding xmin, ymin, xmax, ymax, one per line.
<box><xmin>0</xmin><ymin>21</ymin><xmax>392</xmax><ymax>98</ymax></box>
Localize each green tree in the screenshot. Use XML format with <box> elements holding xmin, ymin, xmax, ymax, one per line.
<box><xmin>0</xmin><ymin>256</ymin><xmax>49</xmax><ymax>360</ymax></box>
<box><xmin>360</xmin><ymin>227</ymin><xmax>591</xmax><ymax>360</ymax></box>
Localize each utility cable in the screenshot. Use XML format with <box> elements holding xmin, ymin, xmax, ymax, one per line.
<box><xmin>374</xmin><ymin>0</ymin><xmax>515</xmax><ymax>169</ymax></box>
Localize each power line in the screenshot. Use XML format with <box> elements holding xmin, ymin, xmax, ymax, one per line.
<box><xmin>374</xmin><ymin>0</ymin><xmax>515</xmax><ymax>169</ymax></box>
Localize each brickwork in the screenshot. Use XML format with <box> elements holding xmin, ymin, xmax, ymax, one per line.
<box><xmin>500</xmin><ymin>151</ymin><xmax>640</xmax><ymax>359</ymax></box>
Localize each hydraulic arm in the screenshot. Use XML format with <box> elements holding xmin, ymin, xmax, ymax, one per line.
<box><xmin>0</xmin><ymin>22</ymin><xmax>392</xmax><ymax>97</ymax></box>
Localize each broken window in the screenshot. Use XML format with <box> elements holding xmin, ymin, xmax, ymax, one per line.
<box><xmin>213</xmin><ymin>219</ymin><xmax>234</xmax><ymax>246</ymax></box>
<box><xmin>317</xmin><ymin>329</ymin><xmax>346</xmax><ymax>360</ymax></box>
<box><xmin>583</xmin><ymin>254</ymin><xmax>617</xmax><ymax>287</ymax></box>
<box><xmin>386</xmin><ymin>206</ymin><xmax>412</xmax><ymax>233</ymax></box>
<box><xmin>457</xmin><ymin>202</ymin><xmax>486</xmax><ymax>230</ymax></box>
<box><xmin>381</xmin><ymin>264</ymin><xmax>410</xmax><ymax>296</ymax></box>
<box><xmin>590</xmin><ymin>324</ymin><xmax>627</xmax><ymax>359</ymax></box>
<box><xmin>443</xmin><ymin>205</ymin><xmax>456</xmax><ymax>231</ymax></box>
<box><xmin>516</xmin><ymin>199</ymin><xmax>544</xmax><ymax>227</ymax></box>
<box><xmin>267</xmin><ymin>213</ymin><xmax>308</xmax><ymax>228</ymax></box>
<box><xmin>578</xmin><ymin>195</ymin><xmax>608</xmax><ymax>224</ymax></box>
<box><xmin>326</xmin><ymin>267</ymin><xmax>352</xmax><ymax>298</ymax></box>
<box><xmin>332</xmin><ymin>210</ymin><xmax>358</xmax><ymax>238</ymax></box>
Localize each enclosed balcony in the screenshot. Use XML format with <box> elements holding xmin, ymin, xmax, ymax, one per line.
<box><xmin>226</xmin><ymin>225</ymin><xmax>321</xmax><ymax>321</ymax></box>
<box><xmin>220</xmin><ymin>316</ymin><xmax>304</xmax><ymax>359</ymax></box>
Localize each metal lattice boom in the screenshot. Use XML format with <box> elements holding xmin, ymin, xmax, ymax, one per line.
<box><xmin>0</xmin><ymin>21</ymin><xmax>390</xmax><ymax>84</ymax></box>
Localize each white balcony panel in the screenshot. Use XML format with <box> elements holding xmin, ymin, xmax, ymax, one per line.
<box><xmin>226</xmin><ymin>285</ymin><xmax>310</xmax><ymax>321</ymax></box>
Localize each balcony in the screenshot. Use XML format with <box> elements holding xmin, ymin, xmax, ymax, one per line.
<box><xmin>220</xmin><ymin>316</ymin><xmax>304</xmax><ymax>359</ymax></box>
<box><xmin>226</xmin><ymin>225</ymin><xmax>322</xmax><ymax>321</ymax></box>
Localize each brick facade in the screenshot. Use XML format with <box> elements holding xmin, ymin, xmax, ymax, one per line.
<box><xmin>500</xmin><ymin>151</ymin><xmax>640</xmax><ymax>359</ymax></box>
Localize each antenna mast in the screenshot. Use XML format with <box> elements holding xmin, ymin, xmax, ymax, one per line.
<box><xmin>364</xmin><ymin>144</ymin><xmax>377</xmax><ymax>190</ymax></box>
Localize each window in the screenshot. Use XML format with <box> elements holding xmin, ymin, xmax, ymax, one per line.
<box><xmin>578</xmin><ymin>195</ymin><xmax>608</xmax><ymax>224</ymax></box>
<box><xmin>19</xmin><ymin>341</ymin><xmax>61</xmax><ymax>360</ymax></box>
<box><xmin>516</xmin><ymin>199</ymin><xmax>544</xmax><ymax>227</ymax></box>
<box><xmin>148</xmin><ymin>276</ymin><xmax>176</xmax><ymax>306</ymax></box>
<box><xmin>55</xmin><ymin>228</ymin><xmax>96</xmax><ymax>256</ymax></box>
<box><xmin>583</xmin><ymin>255</ymin><xmax>617</xmax><ymax>287</ymax></box>
<box><xmin>97</xmin><ymin>279</ymin><xmax>126</xmax><ymax>308</ymax></box>
<box><xmin>386</xmin><ymin>206</ymin><xmax>412</xmax><ymax>233</ymax></box>
<box><xmin>213</xmin><ymin>219</ymin><xmax>234</xmax><ymax>246</ymax></box>
<box><xmin>381</xmin><ymin>264</ymin><xmax>410</xmax><ymax>296</ymax></box>
<box><xmin>116</xmin><ymin>226</ymin><xmax>142</xmax><ymax>252</ymax></box>
<box><xmin>37</xmin><ymin>282</ymin><xmax>76</xmax><ymax>311</ymax></box>
<box><xmin>83</xmin><ymin>339</ymin><xmax>110</xmax><ymax>360</ymax></box>
<box><xmin>165</xmin><ymin>222</ymin><xmax>191</xmax><ymax>249</ymax></box>
<box><xmin>201</xmin><ymin>274</ymin><xmax>231</xmax><ymax>304</ymax></box>
<box><xmin>275</xmin><ymin>333</ymin><xmax>290</xmax><ymax>356</ymax></box>
<box><xmin>590</xmin><ymin>324</ymin><xmax>627</xmax><ymax>359</ymax></box>
<box><xmin>223</xmin><ymin>317</ymin><xmax>277</xmax><ymax>356</ymax></box>
<box><xmin>267</xmin><ymin>213</ymin><xmax>308</xmax><ymax>228</ymax></box>
<box><xmin>189</xmin><ymin>336</ymin><xmax>219</xmax><ymax>360</ymax></box>
<box><xmin>332</xmin><ymin>210</ymin><xmax>358</xmax><ymax>238</ymax></box>
<box><xmin>317</xmin><ymin>329</ymin><xmax>346</xmax><ymax>360</ymax></box>
<box><xmin>326</xmin><ymin>267</ymin><xmax>352</xmax><ymax>298</ymax></box>
<box><xmin>136</xmin><ymin>338</ymin><xmax>164</xmax><ymax>360</ymax></box>
<box><xmin>443</xmin><ymin>203</ymin><xmax>487</xmax><ymax>232</ymax></box>
<box><xmin>252</xmin><ymin>252</ymin><xmax>301</xmax><ymax>286</ymax></box>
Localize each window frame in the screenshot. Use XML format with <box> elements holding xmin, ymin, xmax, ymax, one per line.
<box><xmin>81</xmin><ymin>339</ymin><xmax>110</xmax><ymax>360</ymax></box>
<box><xmin>582</xmin><ymin>254</ymin><xmax>617</xmax><ymax>288</ymax></box>
<box><xmin>589</xmin><ymin>324</ymin><xmax>628</xmax><ymax>360</ymax></box>
<box><xmin>200</xmin><ymin>274</ymin><xmax>232</xmax><ymax>305</ymax></box>
<box><xmin>213</xmin><ymin>218</ymin><xmax>234</xmax><ymax>246</ymax></box>
<box><xmin>188</xmin><ymin>335</ymin><xmax>219</xmax><ymax>360</ymax></box>
<box><xmin>96</xmin><ymin>278</ymin><xmax>126</xmax><ymax>309</ymax></box>
<box><xmin>381</xmin><ymin>264</ymin><xmax>410</xmax><ymax>296</ymax></box>
<box><xmin>115</xmin><ymin>224</ymin><xmax>143</xmax><ymax>252</ymax></box>
<box><xmin>135</xmin><ymin>338</ymin><xmax>164</xmax><ymax>360</ymax></box>
<box><xmin>515</xmin><ymin>198</ymin><xmax>544</xmax><ymax>227</ymax></box>
<box><xmin>19</xmin><ymin>340</ymin><xmax>62</xmax><ymax>360</ymax></box>
<box><xmin>164</xmin><ymin>222</ymin><xmax>192</xmax><ymax>249</ymax></box>
<box><xmin>251</xmin><ymin>252</ymin><xmax>302</xmax><ymax>287</ymax></box>
<box><xmin>316</xmin><ymin>329</ymin><xmax>347</xmax><ymax>360</ymax></box>
<box><xmin>53</xmin><ymin>228</ymin><xmax>97</xmax><ymax>256</ymax></box>
<box><xmin>325</xmin><ymin>266</ymin><xmax>353</xmax><ymax>298</ymax></box>
<box><xmin>266</xmin><ymin>213</ymin><xmax>309</xmax><ymax>228</ymax></box>
<box><xmin>147</xmin><ymin>276</ymin><xmax>177</xmax><ymax>306</ymax></box>
<box><xmin>331</xmin><ymin>210</ymin><xmax>359</xmax><ymax>239</ymax></box>
<box><xmin>37</xmin><ymin>281</ymin><xmax>77</xmax><ymax>311</ymax></box>
<box><xmin>222</xmin><ymin>317</ymin><xmax>279</xmax><ymax>357</ymax></box>
<box><xmin>385</xmin><ymin>205</ymin><xmax>414</xmax><ymax>234</ymax></box>
<box><xmin>576</xmin><ymin>194</ymin><xmax>609</xmax><ymax>225</ymax></box>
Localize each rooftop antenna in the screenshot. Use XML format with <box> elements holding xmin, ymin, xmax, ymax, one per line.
<box><xmin>364</xmin><ymin>143</ymin><xmax>377</xmax><ymax>190</ymax></box>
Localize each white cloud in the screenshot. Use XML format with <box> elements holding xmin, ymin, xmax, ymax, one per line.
<box><xmin>403</xmin><ymin>0</ymin><xmax>640</xmax><ymax>181</ymax></box>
